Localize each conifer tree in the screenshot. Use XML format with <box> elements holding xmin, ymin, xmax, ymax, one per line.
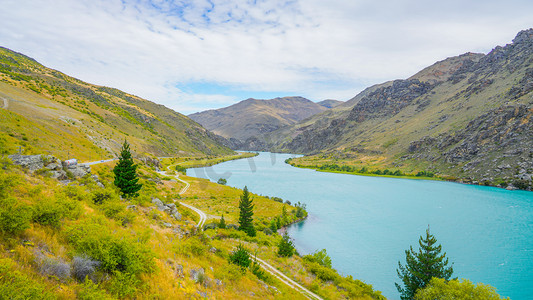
<box><xmin>219</xmin><ymin>214</ymin><xmax>226</xmax><ymax>229</ymax></box>
<box><xmin>278</xmin><ymin>232</ymin><xmax>295</xmax><ymax>257</ymax></box>
<box><xmin>396</xmin><ymin>226</ymin><xmax>454</xmax><ymax>300</ymax></box>
<box><xmin>238</xmin><ymin>186</ymin><xmax>255</xmax><ymax>237</ymax></box>
<box><xmin>113</xmin><ymin>140</ymin><xmax>142</xmax><ymax>198</ymax></box>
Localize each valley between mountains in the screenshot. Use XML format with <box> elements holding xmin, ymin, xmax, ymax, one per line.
<box><xmin>0</xmin><ymin>27</ymin><xmax>531</xmax><ymax>300</ymax></box>
<box><xmin>191</xmin><ymin>29</ymin><xmax>533</xmax><ymax>191</ymax></box>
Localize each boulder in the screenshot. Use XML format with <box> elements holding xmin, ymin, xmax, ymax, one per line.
<box><xmin>8</xmin><ymin>154</ymin><xmax>44</xmax><ymax>171</ymax></box>
<box><xmin>152</xmin><ymin>198</ymin><xmax>169</xmax><ymax>213</ymax></box>
<box><xmin>69</xmin><ymin>164</ymin><xmax>91</xmax><ymax>178</ymax></box>
<box><xmin>50</xmin><ymin>170</ymin><xmax>68</xmax><ymax>180</ymax></box>
<box><xmin>172</xmin><ymin>212</ymin><xmax>182</xmax><ymax>220</ymax></box>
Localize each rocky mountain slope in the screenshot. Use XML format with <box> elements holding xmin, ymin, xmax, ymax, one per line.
<box><xmin>188</xmin><ymin>96</ymin><xmax>329</xmax><ymax>148</ymax></box>
<box><xmin>272</xmin><ymin>29</ymin><xmax>533</xmax><ymax>189</ymax></box>
<box><xmin>0</xmin><ymin>47</ymin><xmax>232</xmax><ymax>160</ymax></box>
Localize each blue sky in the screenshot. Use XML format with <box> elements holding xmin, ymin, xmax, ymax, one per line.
<box><xmin>1</xmin><ymin>0</ymin><xmax>532</xmax><ymax>114</ymax></box>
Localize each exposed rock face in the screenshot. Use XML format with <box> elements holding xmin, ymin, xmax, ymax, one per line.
<box><xmin>283</xmin><ymin>119</ymin><xmax>348</xmax><ymax>154</ymax></box>
<box><xmin>406</xmin><ymin>104</ymin><xmax>533</xmax><ymax>189</ymax></box>
<box><xmin>348</xmin><ymin>79</ymin><xmax>434</xmax><ymax>122</ymax></box>
<box><xmin>8</xmin><ymin>154</ymin><xmax>91</xmax><ymax>180</ymax></box>
<box><xmin>8</xmin><ymin>154</ymin><xmax>45</xmax><ymax>171</ymax></box>
<box><xmin>266</xmin><ymin>29</ymin><xmax>533</xmax><ymax>189</ymax></box>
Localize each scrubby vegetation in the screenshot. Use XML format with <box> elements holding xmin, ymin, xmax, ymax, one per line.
<box><xmin>286</xmin><ymin>158</ymin><xmax>436</xmax><ymax>180</ymax></box>
<box><xmin>0</xmin><ymin>156</ymin><xmax>383</xmax><ymax>299</ymax></box>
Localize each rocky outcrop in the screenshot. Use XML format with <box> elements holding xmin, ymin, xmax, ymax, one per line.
<box><xmin>347</xmin><ymin>79</ymin><xmax>434</xmax><ymax>122</ymax></box>
<box><xmin>8</xmin><ymin>154</ymin><xmax>91</xmax><ymax>180</ymax></box>
<box><xmin>151</xmin><ymin>198</ymin><xmax>181</xmax><ymax>220</ymax></box>
<box><xmin>282</xmin><ymin>118</ymin><xmax>348</xmax><ymax>154</ymax></box>
<box><xmin>406</xmin><ymin>104</ymin><xmax>533</xmax><ymax>189</ymax></box>
<box><xmin>8</xmin><ymin>154</ymin><xmax>46</xmax><ymax>171</ymax></box>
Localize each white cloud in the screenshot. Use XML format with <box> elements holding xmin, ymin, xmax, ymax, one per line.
<box><xmin>0</xmin><ymin>0</ymin><xmax>532</xmax><ymax>114</ymax></box>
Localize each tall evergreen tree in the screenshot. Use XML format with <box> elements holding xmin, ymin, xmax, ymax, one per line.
<box><xmin>396</xmin><ymin>226</ymin><xmax>454</xmax><ymax>300</ymax></box>
<box><xmin>113</xmin><ymin>140</ymin><xmax>142</xmax><ymax>198</ymax></box>
<box><xmin>238</xmin><ymin>186</ymin><xmax>255</xmax><ymax>237</ymax></box>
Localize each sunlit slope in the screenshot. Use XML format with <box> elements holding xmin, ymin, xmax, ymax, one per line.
<box><xmin>0</xmin><ymin>46</ymin><xmax>232</xmax><ymax>160</ymax></box>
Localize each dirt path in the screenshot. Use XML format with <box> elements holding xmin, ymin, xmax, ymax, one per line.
<box><xmin>178</xmin><ymin>201</ymin><xmax>207</xmax><ymax>229</ymax></box>
<box><xmin>1</xmin><ymin>97</ymin><xmax>8</xmax><ymax>109</ymax></box>
<box><xmin>92</xmin><ymin>157</ymin><xmax>322</xmax><ymax>299</ymax></box>
<box><xmin>165</xmin><ymin>164</ymin><xmax>190</xmax><ymax>194</ymax></box>
<box><xmin>254</xmin><ymin>256</ymin><xmax>323</xmax><ymax>300</ymax></box>
<box><xmin>176</xmin><ymin>197</ymin><xmax>323</xmax><ymax>299</ymax></box>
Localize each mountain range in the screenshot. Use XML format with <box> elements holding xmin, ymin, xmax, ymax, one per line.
<box><xmin>189</xmin><ymin>96</ymin><xmax>340</xmax><ymax>149</ymax></box>
<box><xmin>192</xmin><ymin>29</ymin><xmax>533</xmax><ymax>190</ymax></box>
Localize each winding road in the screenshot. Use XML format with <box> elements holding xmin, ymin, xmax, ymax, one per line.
<box><xmin>178</xmin><ymin>201</ymin><xmax>207</xmax><ymax>229</ymax></box>
<box><xmin>86</xmin><ymin>158</ymin><xmax>322</xmax><ymax>299</ymax></box>
<box><xmin>163</xmin><ymin>163</ymin><xmax>323</xmax><ymax>300</ymax></box>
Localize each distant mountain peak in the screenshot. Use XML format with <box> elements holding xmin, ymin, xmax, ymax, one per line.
<box><xmin>189</xmin><ymin>96</ymin><xmax>328</xmax><ymax>142</ymax></box>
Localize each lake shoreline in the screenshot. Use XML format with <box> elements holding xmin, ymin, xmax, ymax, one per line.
<box><xmin>286</xmin><ymin>161</ymin><xmax>532</xmax><ymax>192</ymax></box>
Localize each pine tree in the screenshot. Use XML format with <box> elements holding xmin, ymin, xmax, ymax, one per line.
<box><xmin>113</xmin><ymin>140</ymin><xmax>142</xmax><ymax>198</ymax></box>
<box><xmin>396</xmin><ymin>226</ymin><xmax>454</xmax><ymax>300</ymax></box>
<box><xmin>277</xmin><ymin>232</ymin><xmax>295</xmax><ymax>257</ymax></box>
<box><xmin>238</xmin><ymin>186</ymin><xmax>255</xmax><ymax>237</ymax></box>
<box><xmin>218</xmin><ymin>214</ymin><xmax>226</xmax><ymax>229</ymax></box>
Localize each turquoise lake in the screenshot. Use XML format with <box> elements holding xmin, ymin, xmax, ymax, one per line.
<box><xmin>188</xmin><ymin>152</ymin><xmax>533</xmax><ymax>299</ymax></box>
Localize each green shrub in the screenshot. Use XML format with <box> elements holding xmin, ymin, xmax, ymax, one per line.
<box><xmin>101</xmin><ymin>201</ymin><xmax>135</xmax><ymax>226</ymax></box>
<box><xmin>175</xmin><ymin>165</ymin><xmax>187</xmax><ymax>174</ymax></box>
<box><xmin>512</xmin><ymin>179</ymin><xmax>531</xmax><ymax>190</ymax></box>
<box><xmin>305</xmin><ymin>261</ymin><xmax>338</xmax><ymax>282</ymax></box>
<box><xmin>0</xmin><ymin>258</ymin><xmax>57</xmax><ymax>299</ymax></box>
<box><xmin>65</xmin><ymin>219</ymin><xmax>155</xmax><ymax>276</ymax></box>
<box><xmin>102</xmin><ymin>201</ymin><xmax>124</xmax><ymax>219</ymax></box>
<box><xmin>108</xmin><ymin>271</ymin><xmax>141</xmax><ymax>298</ymax></box>
<box><xmin>63</xmin><ymin>185</ymin><xmax>89</xmax><ymax>201</ymax></box>
<box><xmin>228</xmin><ymin>244</ymin><xmax>251</xmax><ymax>270</ymax></box>
<box><xmin>415</xmin><ymin>278</ymin><xmax>508</xmax><ymax>300</ymax></box>
<box><xmin>0</xmin><ymin>197</ymin><xmax>32</xmax><ymax>235</ymax></box>
<box><xmin>303</xmin><ymin>249</ymin><xmax>332</xmax><ymax>268</ymax></box>
<box><xmin>0</xmin><ymin>172</ymin><xmax>19</xmax><ymax>198</ymax></box>
<box><xmin>92</xmin><ymin>189</ymin><xmax>115</xmax><ymax>205</ymax></box>
<box><xmin>32</xmin><ymin>195</ymin><xmax>81</xmax><ymax>228</ymax></box>
<box><xmin>77</xmin><ymin>279</ymin><xmax>115</xmax><ymax>300</ymax></box>
<box><xmin>174</xmin><ymin>236</ymin><xmax>208</xmax><ymax>257</ymax></box>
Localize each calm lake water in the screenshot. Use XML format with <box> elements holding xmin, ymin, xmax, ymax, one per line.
<box><xmin>188</xmin><ymin>152</ymin><xmax>533</xmax><ymax>299</ymax></box>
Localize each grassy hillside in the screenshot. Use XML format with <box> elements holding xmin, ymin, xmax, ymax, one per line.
<box><xmin>0</xmin><ymin>156</ymin><xmax>384</xmax><ymax>299</ymax></box>
<box><xmin>0</xmin><ymin>46</ymin><xmax>232</xmax><ymax>161</ymax></box>
<box><xmin>272</xmin><ymin>29</ymin><xmax>533</xmax><ymax>190</ymax></box>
